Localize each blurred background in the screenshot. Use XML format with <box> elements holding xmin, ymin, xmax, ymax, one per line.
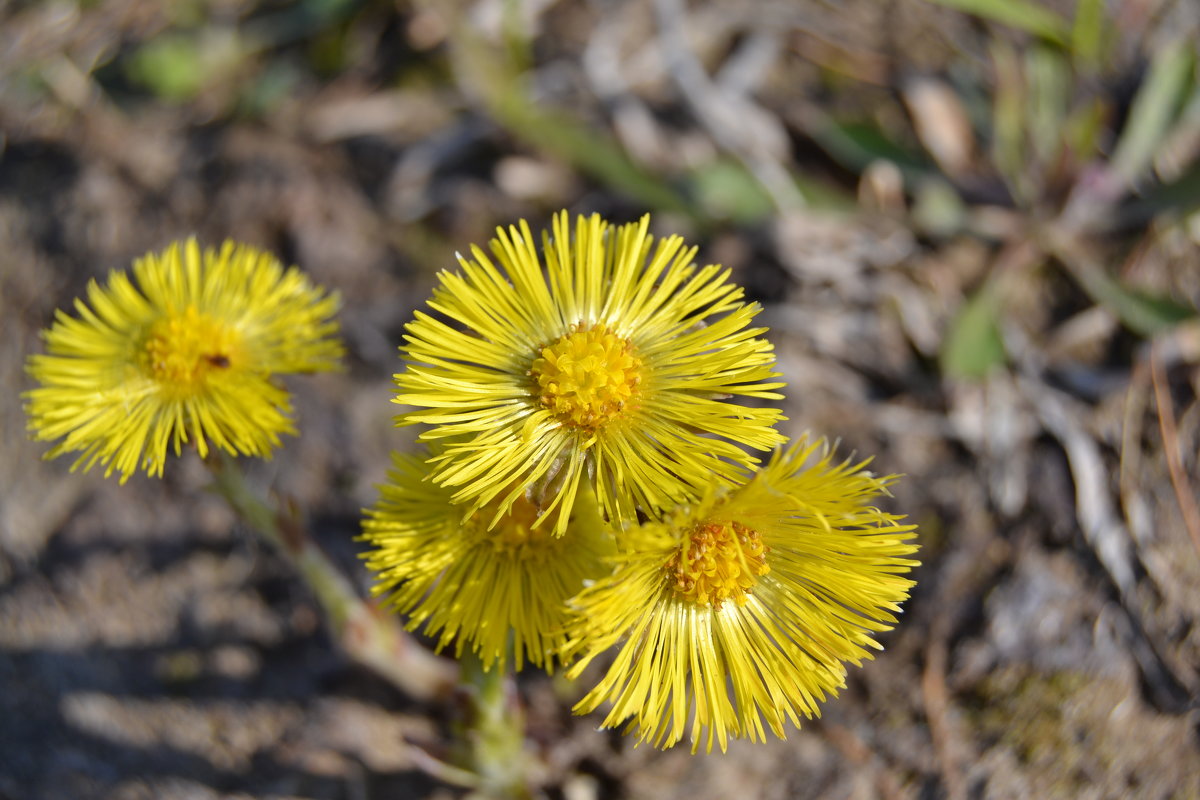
<box><xmin>2</xmin><ymin>0</ymin><xmax>1200</xmax><ymax>798</ymax></box>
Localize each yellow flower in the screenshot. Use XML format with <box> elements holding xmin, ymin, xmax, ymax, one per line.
<box><xmin>565</xmin><ymin>437</ymin><xmax>919</xmax><ymax>752</ymax></box>
<box><xmin>396</xmin><ymin>211</ymin><xmax>785</xmax><ymax>534</ymax></box>
<box><xmin>25</xmin><ymin>239</ymin><xmax>342</xmax><ymax>480</ymax></box>
<box><xmin>361</xmin><ymin>450</ymin><xmax>612</xmax><ymax>672</ymax></box>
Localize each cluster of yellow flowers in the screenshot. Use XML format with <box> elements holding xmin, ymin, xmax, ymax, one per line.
<box><xmin>24</xmin><ymin>211</ymin><xmax>918</xmax><ymax>753</ymax></box>
<box><xmin>368</xmin><ymin>211</ymin><xmax>919</xmax><ymax>751</ymax></box>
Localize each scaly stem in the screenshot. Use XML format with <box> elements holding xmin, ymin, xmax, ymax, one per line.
<box><xmin>460</xmin><ymin>650</ymin><xmax>534</xmax><ymax>800</ymax></box>
<box><xmin>206</xmin><ymin>454</ymin><xmax>457</xmax><ymax>700</ymax></box>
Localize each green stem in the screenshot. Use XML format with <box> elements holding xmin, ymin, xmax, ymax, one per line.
<box><xmin>206</xmin><ymin>454</ymin><xmax>457</xmax><ymax>700</ymax></box>
<box><xmin>460</xmin><ymin>650</ymin><xmax>534</xmax><ymax>800</ymax></box>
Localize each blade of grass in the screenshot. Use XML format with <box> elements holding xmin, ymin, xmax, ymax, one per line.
<box><xmin>451</xmin><ymin>27</ymin><xmax>694</xmax><ymax>218</ymax></box>
<box><xmin>807</xmin><ymin>115</ymin><xmax>934</xmax><ymax>185</ymax></box>
<box><xmin>1063</xmin><ymin>96</ymin><xmax>1108</xmax><ymax>164</ymax></box>
<box><xmin>1120</xmin><ymin>154</ymin><xmax>1200</xmax><ymax>225</ymax></box>
<box><xmin>990</xmin><ymin>40</ymin><xmax>1029</xmax><ymax>204</ymax></box>
<box><xmin>690</xmin><ymin>159</ymin><xmax>777</xmax><ymax>223</ymax></box>
<box><xmin>941</xmin><ymin>241</ymin><xmax>1045</xmax><ymax>379</ymax></box>
<box><xmin>1050</xmin><ymin>233</ymin><xmax>1197</xmax><ymax>336</ymax></box>
<box><xmin>1074</xmin><ymin>268</ymin><xmax>1196</xmax><ymax>336</ymax></box>
<box><xmin>940</xmin><ymin>281</ymin><xmax>1007</xmax><ymax>380</ymax></box>
<box><xmin>924</xmin><ymin>0</ymin><xmax>1070</xmax><ymax>45</ymax></box>
<box><xmin>1027</xmin><ymin>45</ymin><xmax>1069</xmax><ymax>169</ymax></box>
<box><xmin>1153</xmin><ymin>81</ymin><xmax>1200</xmax><ymax>180</ymax></box>
<box><xmin>1070</xmin><ymin>0</ymin><xmax>1107</xmax><ymax>70</ymax></box>
<box><xmin>1110</xmin><ymin>40</ymin><xmax>1195</xmax><ymax>185</ymax></box>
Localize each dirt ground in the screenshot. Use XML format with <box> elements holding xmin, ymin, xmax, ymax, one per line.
<box><xmin>2</xmin><ymin>1</ymin><xmax>1199</xmax><ymax>798</ymax></box>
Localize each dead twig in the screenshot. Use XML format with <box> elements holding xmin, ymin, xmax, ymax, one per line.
<box><xmin>652</xmin><ymin>0</ymin><xmax>804</xmax><ymax>211</ymax></box>
<box><xmin>922</xmin><ymin>615</ymin><xmax>967</xmax><ymax>800</ymax></box>
<box><xmin>1150</xmin><ymin>340</ymin><xmax>1200</xmax><ymax>558</ymax></box>
<box><xmin>1019</xmin><ymin>376</ymin><xmax>1138</xmax><ymax>596</ymax></box>
<box><xmin>913</xmin><ymin>486</ymin><xmax>1004</xmax><ymax>800</ymax></box>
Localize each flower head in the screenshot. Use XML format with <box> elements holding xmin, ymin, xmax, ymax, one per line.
<box><xmin>565</xmin><ymin>437</ymin><xmax>919</xmax><ymax>752</ymax></box>
<box><xmin>361</xmin><ymin>450</ymin><xmax>612</xmax><ymax>672</ymax></box>
<box><xmin>25</xmin><ymin>239</ymin><xmax>342</xmax><ymax>480</ymax></box>
<box><xmin>395</xmin><ymin>211</ymin><xmax>785</xmax><ymax>533</ymax></box>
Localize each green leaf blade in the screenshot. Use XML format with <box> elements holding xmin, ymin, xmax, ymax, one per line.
<box><xmin>941</xmin><ymin>285</ymin><xmax>1007</xmax><ymax>380</ymax></box>
<box><xmin>925</xmin><ymin>0</ymin><xmax>1070</xmax><ymax>45</ymax></box>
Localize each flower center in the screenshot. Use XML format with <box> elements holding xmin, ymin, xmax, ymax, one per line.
<box><xmin>665</xmin><ymin>521</ymin><xmax>770</xmax><ymax>608</ymax></box>
<box><xmin>472</xmin><ymin>496</ymin><xmax>559</xmax><ymax>562</ymax></box>
<box><xmin>140</xmin><ymin>305</ymin><xmax>241</xmax><ymax>392</ymax></box>
<box><xmin>529</xmin><ymin>323</ymin><xmax>643</xmax><ymax>432</ymax></box>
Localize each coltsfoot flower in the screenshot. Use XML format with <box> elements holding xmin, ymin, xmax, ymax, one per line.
<box><xmin>361</xmin><ymin>450</ymin><xmax>612</xmax><ymax>671</ymax></box>
<box><xmin>24</xmin><ymin>239</ymin><xmax>342</xmax><ymax>480</ymax></box>
<box><xmin>395</xmin><ymin>211</ymin><xmax>786</xmax><ymax>533</ymax></box>
<box><xmin>564</xmin><ymin>437</ymin><xmax>919</xmax><ymax>752</ymax></box>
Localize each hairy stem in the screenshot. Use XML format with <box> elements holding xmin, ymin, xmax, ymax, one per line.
<box><xmin>460</xmin><ymin>650</ymin><xmax>534</xmax><ymax>800</ymax></box>
<box><xmin>206</xmin><ymin>454</ymin><xmax>457</xmax><ymax>700</ymax></box>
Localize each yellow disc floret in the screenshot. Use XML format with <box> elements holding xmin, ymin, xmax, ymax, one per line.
<box><xmin>529</xmin><ymin>323</ymin><xmax>643</xmax><ymax>431</ymax></box>
<box><xmin>666</xmin><ymin>520</ymin><xmax>770</xmax><ymax>608</ymax></box>
<box><xmin>475</xmin><ymin>495</ymin><xmax>559</xmax><ymax>563</ymax></box>
<box><xmin>140</xmin><ymin>305</ymin><xmax>242</xmax><ymax>393</ymax></box>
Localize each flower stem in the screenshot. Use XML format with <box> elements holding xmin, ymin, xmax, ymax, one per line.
<box><xmin>206</xmin><ymin>454</ymin><xmax>457</xmax><ymax>700</ymax></box>
<box><xmin>459</xmin><ymin>650</ymin><xmax>535</xmax><ymax>800</ymax></box>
